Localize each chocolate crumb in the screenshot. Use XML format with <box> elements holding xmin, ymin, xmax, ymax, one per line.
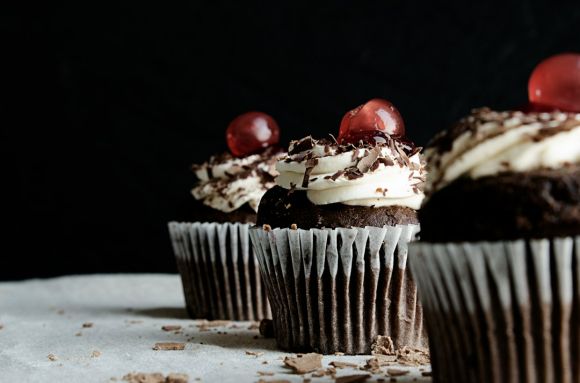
<box><xmin>386</xmin><ymin>368</ymin><xmax>408</xmax><ymax>376</ymax></box>
<box><xmin>329</xmin><ymin>361</ymin><xmax>359</xmax><ymax>369</ymax></box>
<box><xmin>335</xmin><ymin>375</ymin><xmax>370</xmax><ymax>383</ymax></box>
<box><xmin>47</xmin><ymin>354</ymin><xmax>58</xmax><ymax>361</ymax></box>
<box><xmin>91</xmin><ymin>350</ymin><xmax>102</xmax><ymax>358</ymax></box>
<box><xmin>257</xmin><ymin>371</ymin><xmax>274</xmax><ymax>376</ymax></box>
<box><xmin>82</xmin><ymin>322</ymin><xmax>93</xmax><ymax>328</ymax></box>
<box><xmin>75</xmin><ymin>332</ymin><xmax>82</xmax><ymax>336</ymax></box>
<box><xmin>162</xmin><ymin>325</ymin><xmax>182</xmax><ymax>332</ymax></box>
<box><xmin>421</xmin><ymin>371</ymin><xmax>432</xmax><ymax>376</ymax></box>
<box><xmin>245</xmin><ymin>350</ymin><xmax>264</xmax><ymax>357</ymax></box>
<box><xmin>283</xmin><ymin>353</ymin><xmax>322</xmax><ymax>374</ymax></box>
<box><xmin>152</xmin><ymin>342</ymin><xmax>185</xmax><ymax>351</ymax></box>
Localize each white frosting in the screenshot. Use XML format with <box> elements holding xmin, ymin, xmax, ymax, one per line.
<box><xmin>192</xmin><ymin>151</ymin><xmax>281</xmax><ymax>213</ymax></box>
<box><xmin>425</xmin><ymin>109</ymin><xmax>580</xmax><ymax>196</ymax></box>
<box><xmin>276</xmin><ymin>140</ymin><xmax>426</xmax><ymax>209</ymax></box>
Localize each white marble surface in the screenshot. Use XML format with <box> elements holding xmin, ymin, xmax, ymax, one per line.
<box><xmin>0</xmin><ymin>274</ymin><xmax>432</xmax><ymax>383</ymax></box>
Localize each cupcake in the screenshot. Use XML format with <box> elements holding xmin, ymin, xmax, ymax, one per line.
<box><xmin>168</xmin><ymin>111</ymin><xmax>284</xmax><ymax>320</ymax></box>
<box><xmin>250</xmin><ymin>98</ymin><xmax>428</xmax><ymax>354</ymax></box>
<box><xmin>410</xmin><ymin>54</ymin><xmax>580</xmax><ymax>382</ymax></box>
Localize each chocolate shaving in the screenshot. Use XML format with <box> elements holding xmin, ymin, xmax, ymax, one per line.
<box><xmin>289</xmin><ymin>136</ymin><xmax>315</xmax><ymax>155</ymax></box>
<box><xmin>302</xmin><ymin>158</ymin><xmax>318</xmax><ymax>187</ymax></box>
<box><xmin>335</xmin><ymin>375</ymin><xmax>370</xmax><ymax>383</ymax></box>
<box><xmin>283</xmin><ymin>353</ymin><xmax>323</xmax><ymax>374</ymax></box>
<box><xmin>356</xmin><ymin>147</ymin><xmax>381</xmax><ymax>173</ymax></box>
<box><xmin>330</xmin><ymin>170</ymin><xmax>344</xmax><ymax>181</ymax></box>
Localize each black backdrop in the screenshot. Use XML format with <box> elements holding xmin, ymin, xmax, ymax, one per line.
<box><xmin>4</xmin><ymin>1</ymin><xmax>580</xmax><ymax>280</ymax></box>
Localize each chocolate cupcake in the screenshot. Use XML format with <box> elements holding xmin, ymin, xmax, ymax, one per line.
<box><xmin>168</xmin><ymin>111</ymin><xmax>284</xmax><ymax>321</ymax></box>
<box><xmin>250</xmin><ymin>99</ymin><xmax>428</xmax><ymax>354</ymax></box>
<box><xmin>410</xmin><ymin>55</ymin><xmax>580</xmax><ymax>383</ymax></box>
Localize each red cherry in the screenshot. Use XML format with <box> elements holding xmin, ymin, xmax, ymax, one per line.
<box><xmin>338</xmin><ymin>98</ymin><xmax>405</xmax><ymax>144</ymax></box>
<box><xmin>528</xmin><ymin>53</ymin><xmax>580</xmax><ymax>112</ymax></box>
<box><xmin>226</xmin><ymin>111</ymin><xmax>280</xmax><ymax>157</ymax></box>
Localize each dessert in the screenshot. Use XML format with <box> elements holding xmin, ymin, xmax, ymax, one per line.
<box><xmin>250</xmin><ymin>99</ymin><xmax>428</xmax><ymax>354</ymax></box>
<box><xmin>409</xmin><ymin>54</ymin><xmax>580</xmax><ymax>382</ymax></box>
<box><xmin>168</xmin><ymin>111</ymin><xmax>283</xmax><ymax>320</ymax></box>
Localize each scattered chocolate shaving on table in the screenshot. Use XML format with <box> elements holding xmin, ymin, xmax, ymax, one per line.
<box><xmin>386</xmin><ymin>368</ymin><xmax>408</xmax><ymax>377</ymax></box>
<box><xmin>196</xmin><ymin>320</ymin><xmax>230</xmax><ymax>331</ymax></box>
<box><xmin>334</xmin><ymin>375</ymin><xmax>370</xmax><ymax>383</ymax></box>
<box><xmin>283</xmin><ymin>353</ymin><xmax>323</xmax><ymax>374</ymax></box>
<box><xmin>161</xmin><ymin>325</ymin><xmax>182</xmax><ymax>332</ymax></box>
<box><xmin>82</xmin><ymin>322</ymin><xmax>93</xmax><ymax>328</ymax></box>
<box><xmin>152</xmin><ymin>342</ymin><xmax>185</xmax><ymax>351</ymax></box>
<box><xmin>330</xmin><ymin>361</ymin><xmax>359</xmax><ymax>369</ymax></box>
<box><xmin>257</xmin><ymin>371</ymin><xmax>274</xmax><ymax>376</ymax></box>
<box><xmin>122</xmin><ymin>372</ymin><xmax>189</xmax><ymax>383</ymax></box>
<box><xmin>245</xmin><ymin>350</ymin><xmax>264</xmax><ymax>357</ymax></box>
<box><xmin>47</xmin><ymin>354</ymin><xmax>58</xmax><ymax>361</ymax></box>
<box><xmin>259</xmin><ymin>319</ymin><xmax>274</xmax><ymax>338</ymax></box>
<box><xmin>75</xmin><ymin>332</ymin><xmax>82</xmax><ymax>336</ymax></box>
<box><xmin>91</xmin><ymin>350</ymin><xmax>101</xmax><ymax>358</ymax></box>
<box><xmin>421</xmin><ymin>371</ymin><xmax>432</xmax><ymax>376</ymax></box>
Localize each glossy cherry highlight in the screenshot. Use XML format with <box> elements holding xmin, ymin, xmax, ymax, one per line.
<box><xmin>226</xmin><ymin>111</ymin><xmax>280</xmax><ymax>157</ymax></box>
<box><xmin>338</xmin><ymin>98</ymin><xmax>405</xmax><ymax>144</ymax></box>
<box><xmin>528</xmin><ymin>53</ymin><xmax>580</xmax><ymax>112</ymax></box>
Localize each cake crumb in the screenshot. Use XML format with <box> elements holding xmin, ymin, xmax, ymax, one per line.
<box><xmin>283</xmin><ymin>353</ymin><xmax>322</xmax><ymax>374</ymax></box>
<box><xmin>257</xmin><ymin>371</ymin><xmax>274</xmax><ymax>376</ymax></box>
<box><xmin>263</xmin><ymin>224</ymin><xmax>272</xmax><ymax>232</ymax></box>
<box><xmin>47</xmin><ymin>354</ymin><xmax>58</xmax><ymax>361</ymax></box>
<box><xmin>75</xmin><ymin>332</ymin><xmax>82</xmax><ymax>336</ymax></box>
<box><xmin>82</xmin><ymin>322</ymin><xmax>94</xmax><ymax>328</ymax></box>
<box><xmin>162</xmin><ymin>325</ymin><xmax>182</xmax><ymax>332</ymax></box>
<box><xmin>153</xmin><ymin>342</ymin><xmax>185</xmax><ymax>351</ymax></box>
<box><xmin>290</xmin><ymin>224</ymin><xmax>298</xmax><ymax>230</ymax></box>
<box><xmin>91</xmin><ymin>350</ymin><xmax>101</xmax><ymax>358</ymax></box>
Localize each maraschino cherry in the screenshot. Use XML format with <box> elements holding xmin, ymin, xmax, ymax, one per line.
<box><xmin>338</xmin><ymin>98</ymin><xmax>405</xmax><ymax>144</ymax></box>
<box><xmin>528</xmin><ymin>53</ymin><xmax>580</xmax><ymax>112</ymax></box>
<box><xmin>226</xmin><ymin>111</ymin><xmax>280</xmax><ymax>157</ymax></box>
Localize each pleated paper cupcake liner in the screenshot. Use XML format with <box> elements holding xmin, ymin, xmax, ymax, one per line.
<box><xmin>168</xmin><ymin>221</ymin><xmax>271</xmax><ymax>321</ymax></box>
<box><xmin>409</xmin><ymin>237</ymin><xmax>580</xmax><ymax>383</ymax></box>
<box><xmin>249</xmin><ymin>224</ymin><xmax>427</xmax><ymax>355</ymax></box>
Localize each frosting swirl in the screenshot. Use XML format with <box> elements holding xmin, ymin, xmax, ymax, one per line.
<box><xmin>192</xmin><ymin>147</ymin><xmax>282</xmax><ymax>213</ymax></box>
<box><xmin>275</xmin><ymin>136</ymin><xmax>426</xmax><ymax>209</ymax></box>
<box><xmin>425</xmin><ymin>107</ymin><xmax>580</xmax><ymax>196</ymax></box>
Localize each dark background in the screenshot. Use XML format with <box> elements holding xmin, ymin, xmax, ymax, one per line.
<box><xmin>3</xmin><ymin>1</ymin><xmax>580</xmax><ymax>280</ymax></box>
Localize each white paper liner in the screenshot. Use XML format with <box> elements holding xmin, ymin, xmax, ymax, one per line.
<box><xmin>249</xmin><ymin>224</ymin><xmax>426</xmax><ymax>354</ymax></box>
<box><xmin>168</xmin><ymin>221</ymin><xmax>271</xmax><ymax>321</ymax></box>
<box><xmin>409</xmin><ymin>237</ymin><xmax>580</xmax><ymax>383</ymax></box>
